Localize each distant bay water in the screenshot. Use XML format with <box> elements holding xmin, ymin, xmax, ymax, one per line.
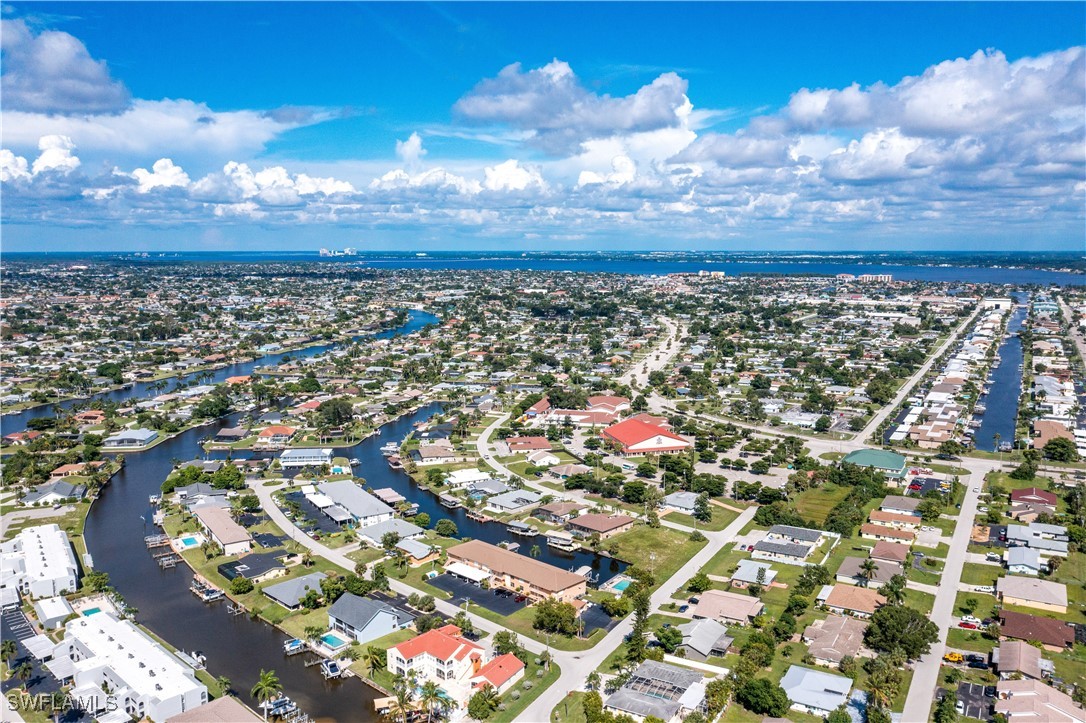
<box><xmin>6</xmin><ymin>251</ymin><xmax>1085</xmax><ymax>285</ymax></box>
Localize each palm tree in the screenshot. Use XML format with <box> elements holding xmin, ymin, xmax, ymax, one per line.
<box><xmin>301</xmin><ymin>550</ymin><xmax>313</xmax><ymax>568</ymax></box>
<box><xmin>14</xmin><ymin>661</ymin><xmax>33</xmax><ymax>689</ymax></box>
<box><xmin>1</xmin><ymin>639</ymin><xmax>17</xmax><ymax>667</ymax></box>
<box><xmin>389</xmin><ymin>673</ymin><xmax>417</xmax><ymax>723</ymax></box>
<box><xmin>360</xmin><ymin>646</ymin><xmax>386</xmax><ymax>678</ymax></box>
<box><xmin>471</xmin><ymin>684</ymin><xmax>500</xmax><ymax>717</ymax></box>
<box><xmin>250</xmin><ymin>669</ymin><xmax>282</xmax><ymax>722</ymax></box>
<box><xmin>529</xmin><ymin>545</ymin><xmax>541</xmax><ymax>559</ymax></box>
<box><xmin>217</xmin><ymin>675</ymin><xmax>231</xmax><ymax>695</ymax></box>
<box><xmin>418</xmin><ymin>680</ymin><xmax>443</xmax><ymax>723</ymax></box>
<box><xmin>858</xmin><ymin>559</ymin><xmax>879</xmax><ymax>588</ymax></box>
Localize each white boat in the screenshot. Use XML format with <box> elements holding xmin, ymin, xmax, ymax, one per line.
<box><xmin>321</xmin><ymin>659</ymin><xmax>344</xmax><ymax>679</ymax></box>
<box><xmin>282</xmin><ymin>638</ymin><xmax>306</xmax><ymax>655</ymax></box>
<box><xmin>349</xmin><ymin>458</ymin><xmax>361</xmax><ymax>466</ymax></box>
<box><xmin>380</xmin><ymin>443</ymin><xmax>399</xmax><ymax>456</ymax></box>
<box><xmin>261</xmin><ymin>695</ymin><xmax>298</xmax><ymax>717</ymax></box>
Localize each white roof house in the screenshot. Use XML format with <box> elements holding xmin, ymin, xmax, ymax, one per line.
<box><xmin>0</xmin><ymin>524</ymin><xmax>79</xmax><ymax>599</ymax></box>
<box><xmin>317</xmin><ymin>480</ymin><xmax>395</xmax><ymax>527</ymax></box>
<box><xmin>445</xmin><ymin>469</ymin><xmax>497</xmax><ymax>488</ymax></box>
<box><xmin>53</xmin><ymin>612</ymin><xmax>207</xmax><ymax>722</ymax></box>
<box><xmin>781</xmin><ymin>665</ymin><xmax>852</xmax><ymax>716</ymax></box>
<box><xmin>278</xmin><ymin>448</ymin><xmax>333</xmax><ymax>468</ymax></box>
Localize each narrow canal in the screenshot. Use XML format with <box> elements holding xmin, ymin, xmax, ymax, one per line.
<box><xmin>11</xmin><ymin>309</ymin><xmax>625</xmax><ymax>721</ymax></box>
<box><xmin>975</xmin><ymin>299</ymin><xmax>1028</xmax><ymax>452</ymax></box>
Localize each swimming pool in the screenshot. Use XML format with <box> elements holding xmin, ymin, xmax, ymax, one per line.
<box><xmin>612</xmin><ymin>580</ymin><xmax>630</xmax><ymax>592</ymax></box>
<box><xmin>321</xmin><ymin>633</ymin><xmax>348</xmax><ymax>649</ymax></box>
<box><xmin>82</xmin><ymin>607</ymin><xmax>101</xmax><ymax>616</ymax></box>
<box><xmin>175</xmin><ymin>535</ymin><xmax>202</xmax><ymax>550</ymax></box>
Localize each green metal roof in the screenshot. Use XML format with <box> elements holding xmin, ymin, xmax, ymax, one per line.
<box><xmin>842</xmin><ymin>448</ymin><xmax>906</xmax><ymax>476</ymax></box>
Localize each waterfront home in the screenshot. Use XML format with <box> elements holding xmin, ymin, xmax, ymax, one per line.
<box><xmin>0</xmin><ymin>523</ymin><xmax>79</xmax><ymax>599</ymax></box>
<box><xmin>691</xmin><ymin>589</ymin><xmax>764</xmax><ymax>625</ymax></box>
<box><xmin>534</xmin><ymin>501</ymin><xmax>587</xmax><ymax>524</ymax></box>
<box><xmin>386</xmin><ymin>625</ymin><xmax>486</xmax><ymax>707</ymax></box>
<box><xmin>995</xmin><ymin>679</ymin><xmax>1085</xmax><ymax>723</ymax></box>
<box><xmin>675</xmin><ymin>619</ymin><xmax>732</xmax><ymax>661</ymax></box>
<box><xmin>258</xmin><ymin>425</ymin><xmax>297</xmax><ymax>446</ymax></box>
<box><xmin>822</xmin><ymin>584</ymin><xmax>885</xmax><ymax>618</ymax></box>
<box><xmin>214</xmin><ymin>426</ymin><xmax>248</xmax><ymax>443</ymax></box>
<box><xmin>445</xmin><ymin>469</ymin><xmax>497</xmax><ymax>489</ymax></box>
<box><xmin>780</xmin><ymin>665</ymin><xmax>852</xmax><ymax>717</ymax></box>
<box><xmin>412</xmin><ymin>442</ymin><xmax>457</xmax><ymax>465</ymax></box>
<box><xmin>49</xmin><ymin>461</ymin><xmax>108</xmax><ymax>479</ymax></box>
<box><xmin>20</xmin><ymin>480</ymin><xmax>86</xmax><ymax>506</ymax></box>
<box><xmin>194</xmin><ymin>506</ymin><xmax>252</xmax><ymax>556</ymax></box>
<box><xmin>997</xmin><ymin>576</ymin><xmax>1068</xmax><ymax>614</ymax></box>
<box><xmin>445</xmin><ymin>540</ymin><xmax>586</xmax><ymax>603</ymax></box>
<box><xmin>262</xmin><ymin>572</ymin><xmax>328</xmax><ymax>610</ymax></box>
<box><xmin>328</xmin><ymin>593</ymin><xmax>415</xmax><ymax>645</ymax></box>
<box><xmin>604</xmin><ymin>660</ymin><xmax>707</xmax><ymax>723</ymax></box>
<box><xmin>50</xmin><ymin>612</ymin><xmax>208</xmax><ymax>722</ymax></box>
<box><xmin>317</xmin><ymin>480</ymin><xmax>395</xmax><ymax>527</ymax></box>
<box><xmin>566</xmin><ymin>513</ymin><xmax>635</xmax><ymax>540</ymax></box>
<box><xmin>279</xmin><ymin>448</ymin><xmax>333</xmax><ymax>468</ymax></box>
<box><xmin>103</xmin><ymin>428</ymin><xmax>158</xmax><ymax>448</ymax></box>
<box><xmin>998</xmin><ymin>611</ymin><xmax>1075</xmax><ymax>651</ymax></box>
<box><xmin>484</xmin><ymin>489</ymin><xmax>543</xmax><ymax>514</ymax></box>
<box><xmin>356</xmin><ymin>518</ymin><xmax>424</xmax><ymax>547</ymax></box>
<box><xmin>166</xmin><ymin>696</ymin><xmax>262</xmax><ymax>723</ymax></box>
<box><xmin>218</xmin><ymin>553</ymin><xmax>287</xmax><ymax>584</ymax></box>
<box><xmin>601</xmin><ymin>418</ymin><xmax>692</xmax><ymax>455</ymax></box>
<box><xmin>802</xmin><ymin>615</ymin><xmax>868</xmax><ymax>668</ymax></box>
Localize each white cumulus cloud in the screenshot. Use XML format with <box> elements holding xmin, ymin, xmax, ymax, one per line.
<box><xmin>31</xmin><ymin>135</ymin><xmax>81</xmax><ymax>175</ymax></box>
<box><xmin>132</xmin><ymin>159</ymin><xmax>190</xmax><ymax>193</ymax></box>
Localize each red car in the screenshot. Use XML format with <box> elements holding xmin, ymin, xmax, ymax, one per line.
<box><xmin>958</xmin><ymin>622</ymin><xmax>977</xmax><ymax>629</ymax></box>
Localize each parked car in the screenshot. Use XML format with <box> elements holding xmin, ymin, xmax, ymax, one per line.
<box><xmin>514</xmin><ymin>594</ymin><xmax>527</xmax><ymax>603</ymax></box>
<box><xmin>678</xmin><ymin>605</ymin><xmax>689</xmax><ymax>613</ymax></box>
<box><xmin>961</xmin><ymin>615</ymin><xmax>982</xmax><ymax>624</ymax></box>
<box><xmin>966</xmin><ymin>654</ymin><xmax>986</xmax><ymax>663</ymax></box>
<box><xmin>968</xmin><ymin>660</ymin><xmax>989</xmax><ymax>669</ymax></box>
<box><xmin>943</xmin><ymin>652</ymin><xmax>964</xmax><ymax>663</ymax></box>
<box><xmin>974</xmin><ymin>585</ymin><xmax>995</xmax><ymax>593</ymax></box>
<box><xmin>958</xmin><ymin>622</ymin><xmax>978</xmax><ymax>629</ymax></box>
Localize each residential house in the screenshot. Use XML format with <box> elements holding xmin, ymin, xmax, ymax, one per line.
<box><xmin>470</xmin><ymin>653</ymin><xmax>525</xmax><ymax>696</ymax></box>
<box><xmin>103</xmin><ymin>428</ymin><xmax>158</xmax><ymax>448</ymax></box>
<box><xmin>823</xmin><ymin>584</ymin><xmax>885</xmax><ymax>618</ymax></box>
<box><xmin>566</xmin><ymin>514</ymin><xmax>635</xmax><ymax>540</ymax></box>
<box><xmin>278</xmin><ymin>448</ymin><xmax>333</xmax><ymax>468</ymax></box>
<box><xmin>484</xmin><ymin>489</ymin><xmax>543</xmax><ymax>514</ymax></box>
<box><xmin>841</xmin><ymin>449</ymin><xmax>906</xmax><ymax>479</ymax></box>
<box><xmin>317</xmin><ymin>480</ymin><xmax>395</xmax><ymax>528</ymax></box>
<box><xmin>662</xmin><ymin>491</ymin><xmax>699</xmax><ymax>514</ymax></box>
<box><xmin>534</xmin><ymin>502</ymin><xmax>587</xmax><ymax>524</ymax></box>
<box><xmin>993</xmin><ymin>641</ymin><xmax>1053</xmax><ymax>681</ymax></box>
<box><xmin>386</xmin><ymin>625</ymin><xmax>486</xmax><ymax>708</ymax></box>
<box><xmin>1006</xmin><ymin>547</ymin><xmax>1044</xmax><ymax>576</ymax></box>
<box><xmin>999</xmin><ymin>611</ymin><xmax>1075</xmax><ymax>651</ymax></box>
<box><xmin>675</xmin><ymin>619</ymin><xmax>732</xmax><ymax>662</ymax></box>
<box><xmin>604</xmin><ymin>661</ymin><xmax>707</xmax><ymax>723</ymax></box>
<box><xmin>751</xmin><ymin>540</ymin><xmax>812</xmax><ymax>566</ymax></box>
<box><xmin>328</xmin><ymin>593</ymin><xmax>415</xmax><ymax>645</ymax></box>
<box><xmin>262</xmin><ymin>572</ymin><xmax>328</xmax><ymax>610</ymax></box>
<box><xmin>257</xmin><ymin>425</ymin><xmax>296</xmax><ymax>446</ymax></box>
<box><xmin>20</xmin><ymin>480</ymin><xmax>86</xmax><ymax>506</ymax></box>
<box><xmin>730</xmin><ymin>559</ymin><xmax>777</xmax><ymax>589</ymax></box>
<box><xmin>691</xmin><ymin>589</ymin><xmax>764</xmax><ymax>625</ymax></box>
<box><xmin>802</xmin><ymin>615</ymin><xmax>868</xmax><ymax>668</ymax></box>
<box><xmin>780</xmin><ymin>665</ymin><xmax>852</xmax><ymax>717</ymax></box>
<box><xmin>995</xmin><ymin>679</ymin><xmax>1085</xmax><ymax>723</ymax></box>
<box><xmin>860</xmin><ymin>523</ymin><xmax>915</xmax><ymax>544</ymax></box>
<box><xmin>880</xmin><ymin>495</ymin><xmax>921</xmax><ymax>516</ymax></box>
<box><xmin>997</xmin><ymin>576</ymin><xmax>1068</xmax><ymax>614</ymax></box>
<box><xmin>194</xmin><ymin>506</ymin><xmax>252</xmax><ymax>556</ymax></box>
<box><xmin>870</xmin><ymin>540</ymin><xmax>911</xmax><ymax>565</ymax></box>
<box><xmin>836</xmin><ymin>556</ymin><xmax>903</xmax><ymax>587</ymax></box>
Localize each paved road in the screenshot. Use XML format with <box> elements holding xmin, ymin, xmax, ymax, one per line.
<box><xmin>901</xmin><ymin>481</ymin><xmax>984</xmax><ymax>722</ymax></box>
<box><xmin>520</xmin><ymin>506</ymin><xmax>757</xmax><ymax>723</ymax></box>
<box><xmin>250</xmin><ymin>482</ymin><xmax>548</xmax><ymax>657</ymax></box>
<box><xmin>857</xmin><ymin>309</ymin><xmax>981</xmax><ymax>442</ymax></box>
<box><xmin>619</xmin><ymin>316</ymin><xmax>683</xmax><ymax>391</ymax></box>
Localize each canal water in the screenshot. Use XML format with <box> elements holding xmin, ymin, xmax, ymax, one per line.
<box><xmin>13</xmin><ymin>309</ymin><xmax>624</xmax><ymax>721</ymax></box>
<box><xmin>974</xmin><ymin>301</ymin><xmax>1028</xmax><ymax>451</ymax></box>
<box><xmin>0</xmin><ymin>310</ymin><xmax>441</xmax><ymax>436</ymax></box>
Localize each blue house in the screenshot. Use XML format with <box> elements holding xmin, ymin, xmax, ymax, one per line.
<box><xmin>327</xmin><ymin>593</ymin><xmax>415</xmax><ymax>645</ymax></box>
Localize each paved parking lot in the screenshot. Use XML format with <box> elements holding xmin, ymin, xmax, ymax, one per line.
<box><xmin>956</xmin><ymin>681</ymin><xmax>994</xmax><ymax>719</ymax></box>
<box><xmin>579</xmin><ymin>604</ymin><xmax>618</xmax><ymax>636</ymax></box>
<box><xmin>429</xmin><ymin>574</ymin><xmax>528</xmax><ymax>616</ymax></box>
<box><xmin>0</xmin><ymin>608</ymin><xmax>61</xmax><ymax>696</ymax></box>
<box><xmin>281</xmin><ymin>491</ymin><xmax>342</xmax><ymax>534</ymax></box>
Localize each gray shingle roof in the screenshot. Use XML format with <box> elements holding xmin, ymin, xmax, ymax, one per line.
<box><xmin>262</xmin><ymin>572</ymin><xmax>328</xmax><ymax>607</ymax></box>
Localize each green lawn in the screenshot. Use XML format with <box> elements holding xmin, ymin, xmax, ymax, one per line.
<box><xmin>492</xmin><ymin>661</ymin><xmax>561</xmax><ymax>723</ymax></box>
<box><xmin>550</xmin><ymin>691</ymin><xmax>587</xmax><ymax>723</ymax></box>
<box><xmin>959</xmin><ymin>563</ymin><xmax>1003</xmax><ymax>588</ymax></box>
<box><xmin>663</xmin><ymin>506</ymin><xmax>738</xmax><ymax>531</ymax></box>
<box><xmin>793</xmin><ymin>482</ymin><xmax>852</xmax><ymax>524</ymax></box>
<box><xmin>946</xmin><ymin>628</ymin><xmax>999</xmax><ymax>654</ymax></box>
<box><xmin>605</xmin><ymin>524</ymin><xmax>707</xmax><ymax>589</ymax></box>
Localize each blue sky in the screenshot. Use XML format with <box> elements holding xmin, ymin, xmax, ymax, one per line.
<box><xmin>1</xmin><ymin>2</ymin><xmax>1083</xmax><ymax>251</ymax></box>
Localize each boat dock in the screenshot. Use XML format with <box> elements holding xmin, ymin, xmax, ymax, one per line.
<box><xmin>507</xmin><ymin>520</ymin><xmax>537</xmax><ymax>537</ymax></box>
<box><xmin>145</xmin><ymin>534</ymin><xmax>171</xmax><ymax>549</ymax></box>
<box><xmin>439</xmin><ymin>494</ymin><xmax>461</xmax><ymax>509</ymax></box>
<box><xmin>190</xmin><ymin>577</ymin><xmax>224</xmax><ymax>602</ymax></box>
